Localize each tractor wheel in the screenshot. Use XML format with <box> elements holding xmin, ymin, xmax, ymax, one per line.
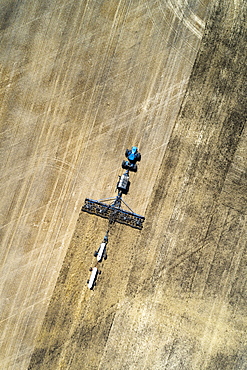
<box><xmin>132</xmin><ymin>164</ymin><xmax>137</xmax><ymax>172</ymax></box>
<box><xmin>122</xmin><ymin>160</ymin><xmax>128</xmax><ymax>169</ymax></box>
<box><xmin>136</xmin><ymin>153</ymin><xmax>141</xmax><ymax>161</ymax></box>
<box><xmin>94</xmin><ymin>251</ymin><xmax>98</xmax><ymax>257</ymax></box>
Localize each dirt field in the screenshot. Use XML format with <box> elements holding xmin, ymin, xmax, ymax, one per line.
<box><xmin>0</xmin><ymin>0</ymin><xmax>246</xmax><ymax>369</ymax></box>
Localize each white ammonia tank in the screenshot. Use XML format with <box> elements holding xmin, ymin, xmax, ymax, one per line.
<box><xmin>97</xmin><ymin>242</ymin><xmax>107</xmax><ymax>262</ymax></box>
<box><xmin>87</xmin><ymin>267</ymin><xmax>98</xmax><ymax>289</ymax></box>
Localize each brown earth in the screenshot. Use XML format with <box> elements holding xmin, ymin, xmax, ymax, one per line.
<box><xmin>0</xmin><ymin>0</ymin><xmax>246</xmax><ymax>369</ymax></box>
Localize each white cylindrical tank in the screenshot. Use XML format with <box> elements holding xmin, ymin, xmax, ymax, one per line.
<box><xmin>97</xmin><ymin>242</ymin><xmax>106</xmax><ymax>262</ymax></box>
<box><xmin>88</xmin><ymin>267</ymin><xmax>98</xmax><ymax>289</ymax></box>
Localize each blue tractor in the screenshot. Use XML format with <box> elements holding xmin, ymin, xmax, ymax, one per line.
<box><xmin>122</xmin><ymin>146</ymin><xmax>141</xmax><ymax>172</ymax></box>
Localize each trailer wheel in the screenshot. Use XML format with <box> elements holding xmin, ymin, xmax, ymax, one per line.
<box><xmin>89</xmin><ymin>267</ymin><xmax>92</xmax><ymax>271</ymax></box>
<box><xmin>104</xmin><ymin>254</ymin><xmax>107</xmax><ymax>260</ymax></box>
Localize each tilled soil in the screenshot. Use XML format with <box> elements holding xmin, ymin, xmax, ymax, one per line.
<box><xmin>0</xmin><ymin>0</ymin><xmax>246</xmax><ymax>369</ymax></box>
<box><xmin>29</xmin><ymin>1</ymin><xmax>247</xmax><ymax>369</ymax></box>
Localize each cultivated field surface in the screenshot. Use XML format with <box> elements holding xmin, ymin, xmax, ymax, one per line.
<box><xmin>0</xmin><ymin>0</ymin><xmax>246</xmax><ymax>369</ymax></box>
